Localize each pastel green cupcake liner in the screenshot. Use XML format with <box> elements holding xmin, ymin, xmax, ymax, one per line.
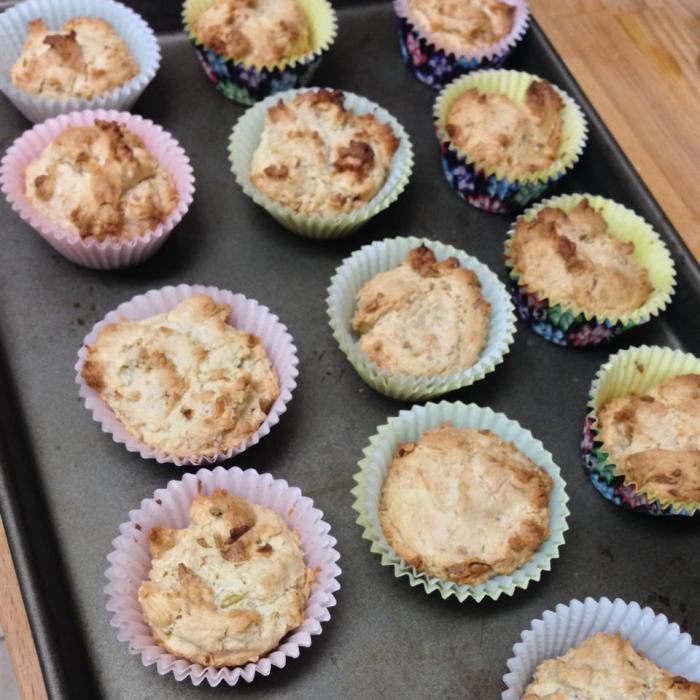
<box><xmin>326</xmin><ymin>236</ymin><xmax>516</xmax><ymax>400</ymax></box>
<box><xmin>433</xmin><ymin>69</ymin><xmax>588</xmax><ymax>213</ymax></box>
<box><xmin>229</xmin><ymin>88</ymin><xmax>414</xmax><ymax>238</ymax></box>
<box><xmin>505</xmin><ymin>193</ymin><xmax>677</xmax><ymax>347</ymax></box>
<box><xmin>351</xmin><ymin>401</ymin><xmax>570</xmax><ymax>602</ymax></box>
<box><xmin>183</xmin><ymin>0</ymin><xmax>337</xmax><ymax>105</ymax></box>
<box><xmin>583</xmin><ymin>345</ymin><xmax>700</xmax><ymax>517</ymax></box>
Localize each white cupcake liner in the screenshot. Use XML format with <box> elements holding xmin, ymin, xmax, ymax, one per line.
<box><xmin>105</xmin><ymin>465</ymin><xmax>341</xmax><ymax>686</ymax></box>
<box><xmin>503</xmin><ymin>596</ymin><xmax>700</xmax><ymax>698</ymax></box>
<box><xmin>0</xmin><ymin>110</ymin><xmax>195</xmax><ymax>270</ymax></box>
<box><xmin>327</xmin><ymin>236</ymin><xmax>516</xmax><ymax>400</ymax></box>
<box><xmin>229</xmin><ymin>88</ymin><xmax>414</xmax><ymax>239</ymax></box>
<box><xmin>352</xmin><ymin>401</ymin><xmax>570</xmax><ymax>602</ymax></box>
<box><xmin>0</xmin><ymin>0</ymin><xmax>161</xmax><ymax>123</ymax></box>
<box><xmin>75</xmin><ymin>284</ymin><xmax>299</xmax><ymax>465</ymax></box>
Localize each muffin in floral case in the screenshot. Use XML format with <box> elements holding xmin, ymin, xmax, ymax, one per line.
<box><xmin>182</xmin><ymin>0</ymin><xmax>337</xmax><ymax>105</ymax></box>
<box><xmin>393</xmin><ymin>0</ymin><xmax>530</xmax><ymax>88</ymax></box>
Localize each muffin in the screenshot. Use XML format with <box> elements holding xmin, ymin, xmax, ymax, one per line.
<box><xmin>138</xmin><ymin>488</ymin><xmax>313</xmax><ymax>667</ymax></box>
<box><xmin>596</xmin><ymin>374</ymin><xmax>700</xmax><ymax>505</ymax></box>
<box><xmin>351</xmin><ymin>245</ymin><xmax>490</xmax><ymax>376</ymax></box>
<box><xmin>445</xmin><ymin>79</ymin><xmax>563</xmax><ymax>179</ymax></box>
<box><xmin>523</xmin><ymin>632</ymin><xmax>700</xmax><ymax>699</ymax></box>
<box><xmin>379</xmin><ymin>422</ymin><xmax>553</xmax><ymax>585</ymax></box>
<box><xmin>408</xmin><ymin>0</ymin><xmax>515</xmax><ymax>54</ymax></box>
<box><xmin>24</xmin><ymin>119</ymin><xmax>178</xmax><ymax>242</ymax></box>
<box><xmin>81</xmin><ymin>294</ymin><xmax>280</xmax><ymax>459</ymax></box>
<box><xmin>192</xmin><ymin>0</ymin><xmax>311</xmax><ymax>67</ymax></box>
<box><xmin>510</xmin><ymin>199</ymin><xmax>652</xmax><ymax>318</ymax></box>
<box><xmin>249</xmin><ymin>89</ymin><xmax>400</xmax><ymax>217</ymax></box>
<box><xmin>10</xmin><ymin>18</ymin><xmax>138</xmax><ymax>100</ymax></box>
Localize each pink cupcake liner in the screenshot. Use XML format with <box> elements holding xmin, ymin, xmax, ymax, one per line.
<box><xmin>104</xmin><ymin>466</ymin><xmax>341</xmax><ymax>686</ymax></box>
<box><xmin>0</xmin><ymin>109</ymin><xmax>195</xmax><ymax>269</ymax></box>
<box><xmin>75</xmin><ymin>284</ymin><xmax>299</xmax><ymax>465</ymax></box>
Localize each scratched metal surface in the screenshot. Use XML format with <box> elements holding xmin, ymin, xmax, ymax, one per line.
<box><xmin>0</xmin><ymin>3</ymin><xmax>699</xmax><ymax>698</ymax></box>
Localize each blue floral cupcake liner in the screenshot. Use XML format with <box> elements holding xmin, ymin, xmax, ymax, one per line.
<box><xmin>434</xmin><ymin>70</ymin><xmax>588</xmax><ymax>213</ymax></box>
<box><xmin>505</xmin><ymin>194</ymin><xmax>676</xmax><ymax>347</ymax></box>
<box><xmin>393</xmin><ymin>0</ymin><xmax>529</xmax><ymax>89</ymax></box>
<box><xmin>182</xmin><ymin>0</ymin><xmax>337</xmax><ymax>106</ymax></box>
<box><xmin>582</xmin><ymin>345</ymin><xmax>700</xmax><ymax>517</ymax></box>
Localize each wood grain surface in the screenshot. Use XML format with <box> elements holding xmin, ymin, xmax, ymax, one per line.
<box><xmin>0</xmin><ymin>2</ymin><xmax>698</xmax><ymax>697</ymax></box>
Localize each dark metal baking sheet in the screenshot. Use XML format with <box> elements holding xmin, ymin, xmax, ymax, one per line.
<box><xmin>1</xmin><ymin>2</ymin><xmax>699</xmax><ymax>698</ymax></box>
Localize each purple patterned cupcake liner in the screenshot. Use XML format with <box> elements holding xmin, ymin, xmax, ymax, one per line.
<box><xmin>393</xmin><ymin>0</ymin><xmax>529</xmax><ymax>89</ymax></box>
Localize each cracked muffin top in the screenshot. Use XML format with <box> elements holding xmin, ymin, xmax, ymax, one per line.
<box><xmin>249</xmin><ymin>89</ymin><xmax>400</xmax><ymax>217</ymax></box>
<box><xmin>351</xmin><ymin>245</ymin><xmax>490</xmax><ymax>376</ymax></box>
<box><xmin>138</xmin><ymin>488</ymin><xmax>313</xmax><ymax>667</ymax></box>
<box><xmin>597</xmin><ymin>373</ymin><xmax>700</xmax><ymax>505</ymax></box>
<box><xmin>510</xmin><ymin>200</ymin><xmax>652</xmax><ymax>318</ymax></box>
<box><xmin>81</xmin><ymin>294</ymin><xmax>280</xmax><ymax>458</ymax></box>
<box><xmin>408</xmin><ymin>0</ymin><xmax>515</xmax><ymax>54</ymax></box>
<box><xmin>10</xmin><ymin>18</ymin><xmax>138</xmax><ymax>100</ymax></box>
<box><xmin>192</xmin><ymin>0</ymin><xmax>311</xmax><ymax>67</ymax></box>
<box><xmin>379</xmin><ymin>422</ymin><xmax>552</xmax><ymax>585</ymax></box>
<box><xmin>523</xmin><ymin>633</ymin><xmax>700</xmax><ymax>699</ymax></box>
<box><xmin>445</xmin><ymin>80</ymin><xmax>564</xmax><ymax>178</ymax></box>
<box><xmin>24</xmin><ymin>120</ymin><xmax>178</xmax><ymax>242</ymax></box>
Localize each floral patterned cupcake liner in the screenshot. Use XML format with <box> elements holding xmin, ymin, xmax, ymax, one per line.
<box><xmin>352</xmin><ymin>401</ymin><xmax>569</xmax><ymax>602</ymax></box>
<box><xmin>582</xmin><ymin>345</ymin><xmax>700</xmax><ymax>517</ymax></box>
<box><xmin>105</xmin><ymin>465</ymin><xmax>341</xmax><ymax>686</ymax></box>
<box><xmin>504</xmin><ymin>194</ymin><xmax>676</xmax><ymax>347</ymax></box>
<box><xmin>326</xmin><ymin>236</ymin><xmax>516</xmax><ymax>400</ymax></box>
<box><xmin>229</xmin><ymin>88</ymin><xmax>414</xmax><ymax>239</ymax></box>
<box><xmin>434</xmin><ymin>69</ymin><xmax>588</xmax><ymax>213</ymax></box>
<box><xmin>182</xmin><ymin>0</ymin><xmax>337</xmax><ymax>105</ymax></box>
<box><xmin>502</xmin><ymin>597</ymin><xmax>700</xmax><ymax>698</ymax></box>
<box><xmin>393</xmin><ymin>0</ymin><xmax>530</xmax><ymax>88</ymax></box>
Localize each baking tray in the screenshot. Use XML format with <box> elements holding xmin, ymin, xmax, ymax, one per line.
<box><xmin>1</xmin><ymin>2</ymin><xmax>699</xmax><ymax>698</ymax></box>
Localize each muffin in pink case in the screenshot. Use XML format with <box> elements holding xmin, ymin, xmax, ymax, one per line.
<box><xmin>0</xmin><ymin>110</ymin><xmax>195</xmax><ymax>270</ymax></box>
<box><xmin>394</xmin><ymin>0</ymin><xmax>530</xmax><ymax>88</ymax></box>
<box><xmin>75</xmin><ymin>284</ymin><xmax>299</xmax><ymax>465</ymax></box>
<box><xmin>105</xmin><ymin>466</ymin><xmax>341</xmax><ymax>686</ymax></box>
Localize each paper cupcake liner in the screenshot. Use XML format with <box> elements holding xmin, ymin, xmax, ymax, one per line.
<box><xmin>393</xmin><ymin>0</ymin><xmax>530</xmax><ymax>88</ymax></box>
<box><xmin>75</xmin><ymin>284</ymin><xmax>299</xmax><ymax>465</ymax></box>
<box><xmin>0</xmin><ymin>110</ymin><xmax>195</xmax><ymax>270</ymax></box>
<box><xmin>503</xmin><ymin>596</ymin><xmax>700</xmax><ymax>698</ymax></box>
<box><xmin>505</xmin><ymin>193</ymin><xmax>677</xmax><ymax>347</ymax></box>
<box><xmin>105</xmin><ymin>465</ymin><xmax>341</xmax><ymax>686</ymax></box>
<box><xmin>0</xmin><ymin>0</ymin><xmax>161</xmax><ymax>123</ymax></box>
<box><xmin>433</xmin><ymin>69</ymin><xmax>588</xmax><ymax>213</ymax></box>
<box><xmin>229</xmin><ymin>88</ymin><xmax>414</xmax><ymax>239</ymax></box>
<box><xmin>327</xmin><ymin>236</ymin><xmax>516</xmax><ymax>400</ymax></box>
<box><xmin>351</xmin><ymin>401</ymin><xmax>569</xmax><ymax>602</ymax></box>
<box><xmin>182</xmin><ymin>0</ymin><xmax>337</xmax><ymax>105</ymax></box>
<box><xmin>582</xmin><ymin>345</ymin><xmax>700</xmax><ymax>516</ymax></box>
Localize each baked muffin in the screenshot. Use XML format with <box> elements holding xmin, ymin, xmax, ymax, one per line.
<box><xmin>81</xmin><ymin>294</ymin><xmax>280</xmax><ymax>458</ymax></box>
<box><xmin>511</xmin><ymin>200</ymin><xmax>652</xmax><ymax>317</ymax></box>
<box><xmin>379</xmin><ymin>422</ymin><xmax>552</xmax><ymax>585</ymax></box>
<box><xmin>10</xmin><ymin>18</ymin><xmax>138</xmax><ymax>100</ymax></box>
<box><xmin>24</xmin><ymin>120</ymin><xmax>178</xmax><ymax>242</ymax></box>
<box><xmin>192</xmin><ymin>0</ymin><xmax>311</xmax><ymax>67</ymax></box>
<box><xmin>351</xmin><ymin>245</ymin><xmax>490</xmax><ymax>376</ymax></box>
<box><xmin>523</xmin><ymin>632</ymin><xmax>700</xmax><ymax>699</ymax></box>
<box><xmin>445</xmin><ymin>80</ymin><xmax>563</xmax><ymax>178</ymax></box>
<box><xmin>249</xmin><ymin>89</ymin><xmax>400</xmax><ymax>217</ymax></box>
<box><xmin>597</xmin><ymin>374</ymin><xmax>700</xmax><ymax>504</ymax></box>
<box><xmin>138</xmin><ymin>488</ymin><xmax>313</xmax><ymax>667</ymax></box>
<box><xmin>408</xmin><ymin>0</ymin><xmax>515</xmax><ymax>53</ymax></box>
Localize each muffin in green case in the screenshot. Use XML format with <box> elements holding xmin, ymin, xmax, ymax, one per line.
<box><xmin>229</xmin><ymin>88</ymin><xmax>414</xmax><ymax>238</ymax></box>
<box><xmin>352</xmin><ymin>401</ymin><xmax>569</xmax><ymax>602</ymax></box>
<box><xmin>327</xmin><ymin>236</ymin><xmax>516</xmax><ymax>400</ymax></box>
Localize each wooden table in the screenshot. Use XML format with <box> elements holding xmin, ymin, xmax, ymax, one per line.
<box><xmin>1</xmin><ymin>2</ymin><xmax>699</xmax><ymax>697</ymax></box>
